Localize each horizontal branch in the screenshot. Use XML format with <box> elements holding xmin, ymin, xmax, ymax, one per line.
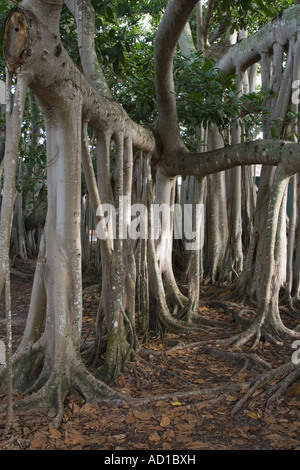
<box><xmin>163</xmin><ymin>139</ymin><xmax>300</xmax><ymax>177</ymax></box>
<box><xmin>218</xmin><ymin>5</ymin><xmax>300</xmax><ymax>74</ymax></box>
<box><xmin>4</xmin><ymin>3</ymin><xmax>155</xmax><ymax>154</ymax></box>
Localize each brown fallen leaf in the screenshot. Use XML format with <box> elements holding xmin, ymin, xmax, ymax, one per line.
<box><xmin>125</xmin><ymin>414</ymin><xmax>136</xmax><ymax>424</ymax></box>
<box><xmin>133</xmin><ymin>409</ymin><xmax>152</xmax><ymax>421</ymax></box>
<box><xmin>185</xmin><ymin>440</ymin><xmax>207</xmax><ymax>450</ymax></box>
<box><xmin>148</xmin><ymin>432</ymin><xmax>161</xmax><ymax>443</ymax></box>
<box><xmin>162</xmin><ymin>442</ymin><xmax>172</xmax><ymax>450</ymax></box>
<box><xmin>79</xmin><ymin>403</ymin><xmax>99</xmax><ymax>417</ymax></box>
<box><xmin>229</xmin><ymin>427</ymin><xmax>249</xmax><ymax>439</ymax></box>
<box><xmin>112</xmin><ymin>434</ymin><xmax>126</xmax><ymax>442</ymax></box>
<box><xmin>225</xmin><ymin>394</ymin><xmax>236</xmax><ymax>402</ymax></box>
<box><xmin>231</xmin><ymin>438</ymin><xmax>248</xmax><ymax>446</ymax></box>
<box><xmin>183</xmin><ymin>413</ymin><xmax>198</xmax><ymax>423</ymax></box>
<box><xmin>29</xmin><ymin>432</ymin><xmax>48</xmax><ymax>450</ymax></box>
<box><xmin>176</xmin><ymin>422</ymin><xmax>195</xmax><ymax>432</ymax></box>
<box><xmin>205</xmin><ymin>424</ymin><xmax>216</xmax><ymax>431</ymax></box>
<box><xmin>287</xmin><ymin>384</ymin><xmax>300</xmax><ymax>396</ymax></box>
<box><xmin>194</xmin><ymin>378</ymin><xmax>204</xmax><ymax>384</ymax></box>
<box><xmin>49</xmin><ymin>426</ymin><xmax>62</xmax><ymax>439</ymax></box>
<box><xmin>118</xmin><ymin>375</ymin><xmax>127</xmax><ymax>388</ymax></box>
<box><xmin>162</xmin><ymin>429</ymin><xmax>176</xmax><ymax>441</ymax></box>
<box><xmin>155</xmin><ymin>400</ymin><xmax>169</xmax><ymax>408</ymax></box>
<box><xmin>64</xmin><ymin>429</ymin><xmax>84</xmax><ymax>446</ymax></box>
<box><xmin>160</xmin><ymin>415</ymin><xmax>171</xmax><ymax>427</ymax></box>
<box><xmin>133</xmin><ymin>442</ymin><xmax>149</xmax><ymax>449</ymax></box>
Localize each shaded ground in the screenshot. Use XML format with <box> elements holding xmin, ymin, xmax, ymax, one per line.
<box><xmin>0</xmin><ymin>264</ymin><xmax>299</xmax><ymax>451</ymax></box>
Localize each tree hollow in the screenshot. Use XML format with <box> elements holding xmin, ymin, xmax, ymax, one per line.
<box><xmin>4</xmin><ymin>9</ymin><xmax>29</xmax><ymax>72</ymax></box>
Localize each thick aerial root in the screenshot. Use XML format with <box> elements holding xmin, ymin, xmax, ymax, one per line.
<box><xmin>70</xmin><ymin>359</ymin><xmax>121</xmax><ymax>402</ymax></box>
<box><xmin>175</xmin><ymin>306</ymin><xmax>219</xmax><ymax>333</ymax></box>
<box><xmin>0</xmin><ymin>371</ymin><xmax>69</xmax><ymax>428</ymax></box>
<box><xmin>160</xmin><ymin>313</ymin><xmax>213</xmax><ymax>335</ymax></box>
<box><xmin>0</xmin><ymin>354</ymin><xmax>123</xmax><ymax>429</ymax></box>
<box><xmin>231</xmin><ymin>361</ymin><xmax>299</xmax><ymax>414</ymax></box>
<box><xmin>0</xmin><ymin>342</ymin><xmax>45</xmax><ymax>395</ymax></box>
<box><xmin>174</xmin><ymin>297</ymin><xmax>196</xmax><ymax>321</ymax></box>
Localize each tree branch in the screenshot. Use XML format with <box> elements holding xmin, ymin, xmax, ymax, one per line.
<box><xmin>64</xmin><ymin>0</ymin><xmax>113</xmax><ymax>98</ymax></box>
<box><xmin>154</xmin><ymin>0</ymin><xmax>198</xmax><ymax>151</ymax></box>
<box><xmin>203</xmin><ymin>0</ymin><xmax>215</xmax><ymax>45</ymax></box>
<box><xmin>218</xmin><ymin>5</ymin><xmax>300</xmax><ymax>75</ymax></box>
<box><xmin>163</xmin><ymin>140</ymin><xmax>300</xmax><ymax>177</ymax></box>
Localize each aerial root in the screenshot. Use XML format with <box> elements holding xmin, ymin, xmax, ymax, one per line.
<box><xmin>174</xmin><ymin>299</ymin><xmax>195</xmax><ymax>321</ymax></box>
<box><xmin>231</xmin><ymin>361</ymin><xmax>299</xmax><ymax>414</ymax></box>
<box><xmin>0</xmin><ymin>356</ymin><xmax>124</xmax><ymax>429</ymax></box>
<box><xmin>0</xmin><ymin>374</ymin><xmax>67</xmax><ymax>428</ymax></box>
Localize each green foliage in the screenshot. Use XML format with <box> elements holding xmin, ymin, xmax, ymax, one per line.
<box><xmin>91</xmin><ymin>0</ymin><xmax>164</xmax><ymax>76</ymax></box>
<box><xmin>111</xmin><ymin>41</ymin><xmax>156</xmax><ymax>124</ymax></box>
<box><xmin>173</xmin><ymin>52</ymin><xmax>239</xmax><ymax>148</ymax></box>
<box><xmin>16</xmin><ymin>96</ymin><xmax>46</xmax><ymax>196</ymax></box>
<box><xmin>0</xmin><ymin>0</ymin><xmax>297</xmax><ymax>174</ymax></box>
<box><xmin>212</xmin><ymin>0</ymin><xmax>294</xmax><ymax>34</ymax></box>
<box><xmin>59</xmin><ymin>5</ymin><xmax>81</xmax><ymax>65</ymax></box>
<box><xmin>86</xmin><ymin>1</ymin><xmax>159</xmax><ymax>123</ymax></box>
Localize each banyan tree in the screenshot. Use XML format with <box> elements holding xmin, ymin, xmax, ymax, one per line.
<box><xmin>0</xmin><ymin>0</ymin><xmax>299</xmax><ymax>428</ymax></box>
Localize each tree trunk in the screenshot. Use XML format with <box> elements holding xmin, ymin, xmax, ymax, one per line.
<box><xmin>205</xmin><ymin>125</ymin><xmax>228</xmax><ymax>283</ymax></box>
<box><xmin>2</xmin><ymin>0</ymin><xmax>300</xmax><ymax>425</ymax></box>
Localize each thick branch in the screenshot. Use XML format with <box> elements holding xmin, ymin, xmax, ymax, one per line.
<box><xmin>163</xmin><ymin>139</ymin><xmax>300</xmax><ymax>177</ymax></box>
<box><xmin>4</xmin><ymin>3</ymin><xmax>155</xmax><ymax>154</ymax></box>
<box><xmin>218</xmin><ymin>5</ymin><xmax>300</xmax><ymax>74</ymax></box>
<box><xmin>64</xmin><ymin>0</ymin><xmax>113</xmax><ymax>98</ymax></box>
<box><xmin>203</xmin><ymin>0</ymin><xmax>215</xmax><ymax>45</ymax></box>
<box><xmin>154</xmin><ymin>0</ymin><xmax>198</xmax><ymax>151</ymax></box>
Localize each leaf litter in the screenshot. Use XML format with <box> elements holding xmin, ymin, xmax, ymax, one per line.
<box><xmin>0</xmin><ymin>277</ymin><xmax>299</xmax><ymax>450</ymax></box>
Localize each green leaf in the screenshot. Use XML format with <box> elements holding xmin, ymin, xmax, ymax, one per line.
<box><xmin>255</xmin><ymin>0</ymin><xmax>274</xmax><ymax>18</ymax></box>
<box><xmin>105</xmin><ymin>6</ymin><xmax>115</xmax><ymax>21</ymax></box>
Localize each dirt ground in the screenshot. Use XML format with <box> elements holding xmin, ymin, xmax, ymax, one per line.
<box><xmin>0</xmin><ymin>264</ymin><xmax>299</xmax><ymax>452</ymax></box>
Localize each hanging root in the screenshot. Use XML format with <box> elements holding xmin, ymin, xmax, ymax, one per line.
<box><xmin>174</xmin><ymin>297</ymin><xmax>196</xmax><ymax>321</ymax></box>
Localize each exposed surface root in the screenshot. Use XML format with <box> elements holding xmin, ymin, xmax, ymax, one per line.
<box><xmin>117</xmin><ymin>382</ymin><xmax>248</xmax><ymax>407</ymax></box>
<box><xmin>131</xmin><ymin>350</ymin><xmax>193</xmax><ymax>384</ymax></box>
<box><xmin>0</xmin><ymin>355</ymin><xmax>123</xmax><ymax>429</ymax></box>
<box><xmin>203</xmin><ymin>346</ymin><xmax>272</xmax><ymax>372</ymax></box>
<box><xmin>231</xmin><ymin>361</ymin><xmax>300</xmax><ymax>414</ymax></box>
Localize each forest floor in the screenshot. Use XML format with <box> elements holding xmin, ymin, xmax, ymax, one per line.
<box><xmin>0</xmin><ymin>259</ymin><xmax>299</xmax><ymax>452</ymax></box>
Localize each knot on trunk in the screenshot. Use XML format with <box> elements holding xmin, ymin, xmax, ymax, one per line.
<box><xmin>4</xmin><ymin>7</ymin><xmax>34</xmax><ymax>72</ymax></box>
